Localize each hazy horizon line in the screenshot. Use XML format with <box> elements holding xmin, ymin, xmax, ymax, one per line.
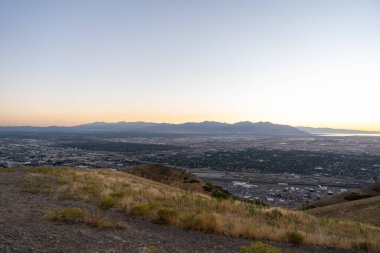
<box><xmin>1</xmin><ymin>120</ymin><xmax>379</xmax><ymax>132</ymax></box>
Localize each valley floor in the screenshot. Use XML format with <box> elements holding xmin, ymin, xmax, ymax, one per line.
<box><xmin>0</xmin><ymin>171</ymin><xmax>360</xmax><ymax>253</ymax></box>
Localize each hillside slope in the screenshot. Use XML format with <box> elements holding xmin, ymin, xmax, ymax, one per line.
<box><xmin>125</xmin><ymin>163</ymin><xmax>232</xmax><ymax>198</ymax></box>
<box><xmin>304</xmin><ymin>182</ymin><xmax>380</xmax><ymax>209</ymax></box>
<box><xmin>297</xmin><ymin>126</ymin><xmax>380</xmax><ymax>135</ymax></box>
<box><xmin>0</xmin><ymin>169</ymin><xmax>278</xmax><ymax>253</ymax></box>
<box><xmin>2</xmin><ymin>167</ymin><xmax>378</xmax><ymax>252</ymax></box>
<box><xmin>303</xmin><ymin>182</ymin><xmax>380</xmax><ymax>227</ymax></box>
<box><xmin>306</xmin><ymin>195</ymin><xmax>380</xmax><ymax>227</ymax></box>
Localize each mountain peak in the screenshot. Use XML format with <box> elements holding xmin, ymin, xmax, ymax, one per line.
<box><xmin>68</xmin><ymin>121</ymin><xmax>309</xmax><ymax>135</ymax></box>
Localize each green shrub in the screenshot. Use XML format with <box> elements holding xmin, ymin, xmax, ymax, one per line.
<box><xmin>46</xmin><ymin>207</ymin><xmax>88</xmax><ymax>224</ymax></box>
<box><xmin>130</xmin><ymin>204</ymin><xmax>152</xmax><ymax>216</ymax></box>
<box><xmin>155</xmin><ymin>208</ymin><xmax>177</xmax><ymax>224</ymax></box>
<box><xmin>189</xmin><ymin>179</ymin><xmax>200</xmax><ymax>183</ymax></box>
<box><xmin>80</xmin><ymin>184</ymin><xmax>100</xmax><ymax>201</ymax></box>
<box><xmin>285</xmin><ymin>231</ymin><xmax>304</xmax><ymax>245</ymax></box>
<box><xmin>240</xmin><ymin>241</ymin><xmax>281</xmax><ymax>253</ymax></box>
<box><xmin>240</xmin><ymin>246</ymin><xmax>248</xmax><ymax>253</ymax></box>
<box><xmin>139</xmin><ymin>246</ymin><xmax>157</xmax><ymax>253</ymax></box>
<box><xmin>211</xmin><ymin>190</ymin><xmax>229</xmax><ymax>199</ymax></box>
<box><xmin>203</xmin><ymin>184</ymin><xmax>213</xmax><ymax>192</ymax></box>
<box><xmin>99</xmin><ymin>196</ymin><xmax>117</xmax><ymax>210</ymax></box>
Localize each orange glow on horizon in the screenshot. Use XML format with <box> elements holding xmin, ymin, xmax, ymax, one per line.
<box><xmin>1</xmin><ymin>112</ymin><xmax>379</xmax><ymax>132</ymax></box>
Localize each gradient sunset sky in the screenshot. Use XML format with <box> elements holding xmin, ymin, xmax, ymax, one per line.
<box><xmin>1</xmin><ymin>0</ymin><xmax>379</xmax><ymax>130</ymax></box>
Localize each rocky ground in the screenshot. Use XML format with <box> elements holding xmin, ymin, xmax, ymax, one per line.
<box><xmin>0</xmin><ymin>171</ymin><xmax>357</xmax><ymax>253</ymax></box>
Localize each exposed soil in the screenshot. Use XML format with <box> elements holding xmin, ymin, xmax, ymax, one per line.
<box><xmin>0</xmin><ymin>171</ymin><xmax>357</xmax><ymax>253</ymax></box>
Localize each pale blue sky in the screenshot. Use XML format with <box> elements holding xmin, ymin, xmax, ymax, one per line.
<box><xmin>1</xmin><ymin>0</ymin><xmax>379</xmax><ymax>129</ymax></box>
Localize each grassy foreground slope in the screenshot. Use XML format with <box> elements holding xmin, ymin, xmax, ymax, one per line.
<box><xmin>24</xmin><ymin>167</ymin><xmax>380</xmax><ymax>252</ymax></box>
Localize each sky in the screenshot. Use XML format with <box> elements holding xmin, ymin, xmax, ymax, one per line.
<box><xmin>1</xmin><ymin>0</ymin><xmax>380</xmax><ymax>130</ymax></box>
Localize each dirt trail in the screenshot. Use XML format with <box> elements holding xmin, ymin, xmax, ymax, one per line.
<box><xmin>0</xmin><ymin>171</ymin><xmax>356</xmax><ymax>253</ymax></box>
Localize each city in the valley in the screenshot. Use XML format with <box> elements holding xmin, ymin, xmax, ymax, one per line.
<box><xmin>1</xmin><ymin>131</ymin><xmax>379</xmax><ymax>208</ymax></box>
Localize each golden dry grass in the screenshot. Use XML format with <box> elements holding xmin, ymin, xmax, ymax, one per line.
<box><xmin>24</xmin><ymin>167</ymin><xmax>380</xmax><ymax>252</ymax></box>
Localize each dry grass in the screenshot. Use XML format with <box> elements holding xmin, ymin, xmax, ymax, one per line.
<box><xmin>25</xmin><ymin>167</ymin><xmax>380</xmax><ymax>252</ymax></box>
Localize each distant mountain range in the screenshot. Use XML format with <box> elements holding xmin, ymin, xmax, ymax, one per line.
<box><xmin>297</xmin><ymin>127</ymin><xmax>380</xmax><ymax>135</ymax></box>
<box><xmin>0</xmin><ymin>121</ymin><xmax>307</xmax><ymax>136</ymax></box>
<box><xmin>2</xmin><ymin>121</ymin><xmax>379</xmax><ymax>136</ymax></box>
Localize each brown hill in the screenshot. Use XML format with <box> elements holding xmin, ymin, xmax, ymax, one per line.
<box><xmin>125</xmin><ymin>163</ymin><xmax>232</xmax><ymax>199</ymax></box>
<box><xmin>304</xmin><ymin>182</ymin><xmax>380</xmax><ymax>227</ymax></box>
<box><xmin>306</xmin><ymin>195</ymin><xmax>380</xmax><ymax>227</ymax></box>
<box><xmin>304</xmin><ymin>182</ymin><xmax>380</xmax><ymax>209</ymax></box>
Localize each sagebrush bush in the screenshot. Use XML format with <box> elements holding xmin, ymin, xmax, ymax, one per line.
<box><xmin>45</xmin><ymin>207</ymin><xmax>88</xmax><ymax>224</ymax></box>
<box><xmin>211</xmin><ymin>190</ymin><xmax>228</xmax><ymax>199</ymax></box>
<box><xmin>202</xmin><ymin>184</ymin><xmax>212</xmax><ymax>192</ymax></box>
<box><xmin>99</xmin><ymin>196</ymin><xmax>117</xmax><ymax>210</ymax></box>
<box><xmin>285</xmin><ymin>231</ymin><xmax>304</xmax><ymax>245</ymax></box>
<box><xmin>130</xmin><ymin>204</ymin><xmax>152</xmax><ymax>216</ymax></box>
